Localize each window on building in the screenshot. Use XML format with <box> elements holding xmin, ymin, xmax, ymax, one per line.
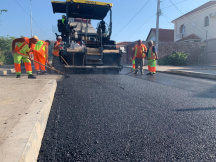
<box><xmin>204</xmin><ymin>16</ymin><xmax>209</xmax><ymax>27</ymax></box>
<box><xmin>180</xmin><ymin>24</ymin><xmax>185</xmax><ymax>34</ymax></box>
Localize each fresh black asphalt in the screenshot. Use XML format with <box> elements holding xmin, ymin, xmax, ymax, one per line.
<box><xmin>38</xmin><ymin>68</ymin><xmax>216</xmax><ymax>161</ymax></box>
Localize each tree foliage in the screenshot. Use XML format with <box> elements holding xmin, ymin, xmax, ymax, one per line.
<box><xmin>158</xmin><ymin>51</ymin><xmax>190</xmax><ymax>66</ymax></box>
<box><xmin>0</xmin><ymin>9</ymin><xmax>8</xmax><ymax>14</ymax></box>
<box><xmin>0</xmin><ymin>36</ymin><xmax>15</xmax><ymax>65</ymax></box>
<box><xmin>0</xmin><ymin>36</ymin><xmax>54</xmax><ymax>65</ymax></box>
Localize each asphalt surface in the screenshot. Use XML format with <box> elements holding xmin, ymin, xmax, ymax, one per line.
<box><xmin>38</xmin><ymin>68</ymin><xmax>216</xmax><ymax>161</ymax></box>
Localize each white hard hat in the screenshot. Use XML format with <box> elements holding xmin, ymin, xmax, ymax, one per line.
<box><xmin>148</xmin><ymin>40</ymin><xmax>153</xmax><ymax>45</ymax></box>
<box><xmin>32</xmin><ymin>35</ymin><xmax>39</xmax><ymax>40</ymax></box>
<box><xmin>57</xmin><ymin>36</ymin><xmax>62</xmax><ymax>39</ymax></box>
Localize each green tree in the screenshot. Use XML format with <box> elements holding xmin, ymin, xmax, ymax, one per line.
<box><xmin>0</xmin><ymin>36</ymin><xmax>15</xmax><ymax>65</ymax></box>
<box><xmin>158</xmin><ymin>51</ymin><xmax>190</xmax><ymax>66</ymax></box>
<box><xmin>0</xmin><ymin>9</ymin><xmax>8</xmax><ymax>14</ymax></box>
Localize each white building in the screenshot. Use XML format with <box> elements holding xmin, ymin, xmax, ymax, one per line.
<box><xmin>172</xmin><ymin>1</ymin><xmax>216</xmax><ymax>42</ymax></box>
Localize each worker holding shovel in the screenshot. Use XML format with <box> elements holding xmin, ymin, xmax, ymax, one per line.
<box><xmin>52</xmin><ymin>36</ymin><xmax>64</xmax><ymax>67</ymax></box>
<box><xmin>32</xmin><ymin>40</ymin><xmax>51</xmax><ymax>75</ymax></box>
<box><xmin>12</xmin><ymin>36</ymin><xmax>38</xmax><ymax>79</ymax></box>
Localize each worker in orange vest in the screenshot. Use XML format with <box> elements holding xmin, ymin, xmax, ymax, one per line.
<box><xmin>146</xmin><ymin>40</ymin><xmax>158</xmax><ymax>75</ymax></box>
<box><xmin>12</xmin><ymin>36</ymin><xmax>38</xmax><ymax>78</ymax></box>
<box><xmin>132</xmin><ymin>39</ymin><xmax>147</xmax><ymax>75</ymax></box>
<box><xmin>33</xmin><ymin>40</ymin><xmax>51</xmax><ymax>75</ymax></box>
<box><xmin>52</xmin><ymin>36</ymin><xmax>63</xmax><ymax>66</ymax></box>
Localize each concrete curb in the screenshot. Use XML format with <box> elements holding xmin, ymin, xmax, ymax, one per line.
<box><xmin>123</xmin><ymin>65</ymin><xmax>216</xmax><ymax>80</ymax></box>
<box><xmin>7</xmin><ymin>69</ymin><xmax>16</xmax><ymax>74</ymax></box>
<box><xmin>0</xmin><ymin>69</ymin><xmax>16</xmax><ymax>76</ymax></box>
<box><xmin>161</xmin><ymin>70</ymin><xmax>216</xmax><ymax>80</ymax></box>
<box><xmin>0</xmin><ymin>80</ymin><xmax>57</xmax><ymax>162</ymax></box>
<box><xmin>0</xmin><ymin>70</ymin><xmax>7</xmax><ymax>75</ymax></box>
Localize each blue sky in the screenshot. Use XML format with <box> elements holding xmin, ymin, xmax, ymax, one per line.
<box><xmin>0</xmin><ymin>0</ymin><xmax>210</xmax><ymax>43</ymax></box>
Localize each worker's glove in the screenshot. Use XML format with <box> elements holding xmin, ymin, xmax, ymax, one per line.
<box><xmin>29</xmin><ymin>57</ymin><xmax>33</xmax><ymax>61</ymax></box>
<box><xmin>155</xmin><ymin>55</ymin><xmax>159</xmax><ymax>60</ymax></box>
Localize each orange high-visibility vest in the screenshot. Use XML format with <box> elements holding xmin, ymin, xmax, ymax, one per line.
<box><xmin>134</xmin><ymin>45</ymin><xmax>146</xmax><ymax>58</ymax></box>
<box><xmin>34</xmin><ymin>41</ymin><xmax>47</xmax><ymax>58</ymax></box>
<box><xmin>52</xmin><ymin>41</ymin><xmax>60</xmax><ymax>56</ymax></box>
<box><xmin>14</xmin><ymin>37</ymin><xmax>30</xmax><ymax>55</ymax></box>
<box><xmin>147</xmin><ymin>46</ymin><xmax>156</xmax><ymax>60</ymax></box>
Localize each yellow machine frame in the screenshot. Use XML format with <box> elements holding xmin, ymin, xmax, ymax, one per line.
<box><xmin>51</xmin><ymin>0</ymin><xmax>113</xmax><ymax>7</ymax></box>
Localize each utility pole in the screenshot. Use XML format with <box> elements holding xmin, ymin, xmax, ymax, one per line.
<box><xmin>156</xmin><ymin>0</ymin><xmax>161</xmax><ymax>51</ymax></box>
<box><xmin>30</xmin><ymin>0</ymin><xmax>33</xmax><ymax>37</ymax></box>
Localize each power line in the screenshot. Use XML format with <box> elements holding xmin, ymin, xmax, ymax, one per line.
<box><xmin>161</xmin><ymin>0</ymin><xmax>188</xmax><ymax>10</ymax></box>
<box><xmin>14</xmin><ymin>0</ymin><xmax>51</xmax><ymax>38</ymax></box>
<box><xmin>162</xmin><ymin>14</ymin><xmax>173</xmax><ymax>26</ymax></box>
<box><xmin>161</xmin><ymin>0</ymin><xmax>173</xmax><ymax>25</ymax></box>
<box><xmin>169</xmin><ymin>0</ymin><xmax>205</xmax><ymax>35</ymax></box>
<box><xmin>112</xmin><ymin>0</ymin><xmax>150</xmax><ymax>38</ymax></box>
<box><xmin>168</xmin><ymin>0</ymin><xmax>187</xmax><ymax>14</ymax></box>
<box><xmin>127</xmin><ymin>14</ymin><xmax>155</xmax><ymax>40</ymax></box>
<box><xmin>14</xmin><ymin>0</ymin><xmax>29</xmax><ymax>15</ymax></box>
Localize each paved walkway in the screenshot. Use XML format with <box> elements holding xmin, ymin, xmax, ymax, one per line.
<box><xmin>0</xmin><ymin>78</ymin><xmax>57</xmax><ymax>162</ymax></box>
<box><xmin>0</xmin><ymin>65</ymin><xmax>64</xmax><ymax>162</ymax></box>
<box><xmin>124</xmin><ymin>64</ymin><xmax>216</xmax><ymax>80</ymax></box>
<box><xmin>0</xmin><ymin>64</ymin><xmax>215</xmax><ymax>162</ymax></box>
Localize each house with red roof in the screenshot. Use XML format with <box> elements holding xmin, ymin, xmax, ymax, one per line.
<box><xmin>116</xmin><ymin>42</ymin><xmax>132</xmax><ymax>48</ymax></box>
<box><xmin>172</xmin><ymin>0</ymin><xmax>216</xmax><ymax>42</ymax></box>
<box><xmin>146</xmin><ymin>28</ymin><xmax>174</xmax><ymax>42</ymax></box>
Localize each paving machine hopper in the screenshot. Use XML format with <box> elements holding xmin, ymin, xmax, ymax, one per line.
<box><xmin>51</xmin><ymin>0</ymin><xmax>123</xmax><ymax>73</ymax></box>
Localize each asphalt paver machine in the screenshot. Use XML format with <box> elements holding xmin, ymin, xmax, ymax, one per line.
<box><xmin>51</xmin><ymin>0</ymin><xmax>123</xmax><ymax>73</ymax></box>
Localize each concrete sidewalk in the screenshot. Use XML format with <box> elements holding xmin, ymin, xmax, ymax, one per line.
<box><xmin>124</xmin><ymin>64</ymin><xmax>216</xmax><ymax>80</ymax></box>
<box><xmin>0</xmin><ymin>71</ymin><xmax>60</xmax><ymax>161</ymax></box>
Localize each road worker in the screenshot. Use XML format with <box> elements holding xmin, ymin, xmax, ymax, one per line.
<box><xmin>12</xmin><ymin>36</ymin><xmax>38</xmax><ymax>78</ymax></box>
<box><xmin>33</xmin><ymin>40</ymin><xmax>51</xmax><ymax>75</ymax></box>
<box><xmin>52</xmin><ymin>36</ymin><xmax>63</xmax><ymax>66</ymax></box>
<box><xmin>62</xmin><ymin>15</ymin><xmax>66</xmax><ymax>25</ymax></box>
<box><xmin>130</xmin><ymin>56</ymin><xmax>135</xmax><ymax>70</ymax></box>
<box><xmin>132</xmin><ymin>39</ymin><xmax>147</xmax><ymax>75</ymax></box>
<box><xmin>146</xmin><ymin>40</ymin><xmax>158</xmax><ymax>75</ymax></box>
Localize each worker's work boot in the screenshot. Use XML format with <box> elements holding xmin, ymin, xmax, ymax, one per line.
<box><xmin>36</xmin><ymin>71</ymin><xmax>41</xmax><ymax>75</ymax></box>
<box><xmin>41</xmin><ymin>71</ymin><xmax>47</xmax><ymax>75</ymax></box>
<box><xmin>134</xmin><ymin>70</ymin><xmax>138</xmax><ymax>75</ymax></box>
<box><xmin>16</xmin><ymin>75</ymin><xmax>20</xmax><ymax>78</ymax></box>
<box><xmin>28</xmin><ymin>74</ymin><xmax>36</xmax><ymax>79</ymax></box>
<box><xmin>146</xmin><ymin>72</ymin><xmax>152</xmax><ymax>75</ymax></box>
